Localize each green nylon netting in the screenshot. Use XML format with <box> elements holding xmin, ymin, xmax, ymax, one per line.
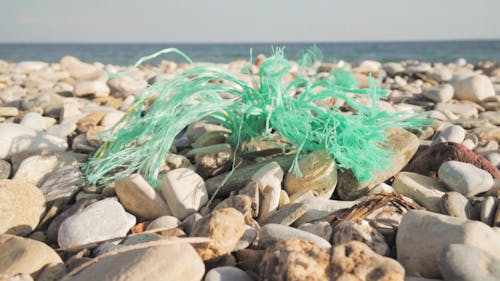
<box><xmin>82</xmin><ymin>47</ymin><xmax>430</xmax><ymax>187</ymax></box>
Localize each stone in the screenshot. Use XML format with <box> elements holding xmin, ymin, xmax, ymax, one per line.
<box><xmin>64</xmin><ymin>242</ymin><xmax>205</xmax><ymax>281</ymax></box>
<box><xmin>39</xmin><ymin>166</ymin><xmax>82</xmax><ymax>204</ymax></box>
<box><xmin>423</xmin><ymin>84</ymin><xmax>454</xmax><ymax>103</ymax></box>
<box><xmin>192</xmin><ymin>131</ymin><xmax>228</xmax><ymax>149</ymax></box>
<box><xmin>182</xmin><ymin>212</ymin><xmax>203</xmax><ymax>235</ymax></box>
<box><xmin>58</xmin><ymin>199</ymin><xmax>136</xmax><ymax>248</ymax></box>
<box><xmin>146</xmin><ymin>216</ymin><xmax>181</xmax><ymax>231</ymax></box>
<box><xmin>160</xmin><ymin>168</ymin><xmax>208</xmax><ymax>220</ymax></box>
<box><xmin>190</xmin><ymin>208</ymin><xmax>246</xmax><ymax>261</ymax></box>
<box><xmin>436</xmin><ymin>102</ymin><xmax>478</xmax><ymax>119</ymax></box>
<box><xmin>20</xmin><ymin>112</ymin><xmax>45</xmax><ymax>131</ymax></box>
<box><xmin>396</xmin><ymin>210</ymin><xmax>500</xmax><ymax>278</ymax></box>
<box><xmin>480</xmin><ymin>111</ymin><xmax>500</xmax><ymax>126</ymax></box>
<box><xmin>186</xmin><ymin>122</ymin><xmax>231</xmax><ymax>142</ymax></box>
<box><xmin>252</xmin><ymin>162</ymin><xmax>284</xmax><ymax>222</ymax></box>
<box><xmin>235</xmin><ymin>225</ymin><xmax>257</xmax><ymax>250</ymax></box>
<box><xmin>259</xmin><ymin>224</ymin><xmax>331</xmax><ymax>249</ymax></box>
<box><xmin>438</xmin><ymin>161</ymin><xmax>494</xmax><ymax>197</ymax></box>
<box><xmin>238</xmin><ymin>182</ymin><xmax>260</xmax><ymax>217</ymax></box>
<box><xmin>431</xmin><ymin>125</ymin><xmax>466</xmax><ymax>145</ymax></box>
<box><xmin>46</xmin><ymin>199</ymin><xmax>97</xmax><ymax>243</ymax></box>
<box><xmin>441</xmin><ymin>191</ymin><xmax>478</xmax><ymax>219</ymax></box>
<box><xmin>0</xmin><ymin>234</ymin><xmax>64</xmax><ymax>279</ymax></box>
<box><xmin>107</xmin><ymin>75</ymin><xmax>148</xmax><ymax>97</ymax></box>
<box><xmin>297</xmin><ymin>221</ymin><xmax>332</xmax><ymax>241</ymax></box>
<box><xmin>392</xmin><ymin>172</ymin><xmax>446</xmax><ymax>212</ymax></box>
<box><xmin>0</xmin><ymin>160</ymin><xmax>10</xmax><ymax>180</ymax></box>
<box><xmin>293</xmin><ymin>197</ymin><xmax>359</xmax><ymax>225</ymax></box>
<box><xmin>192</xmin><ymin>144</ymin><xmax>233</xmax><ymax>178</ymax></box>
<box><xmin>0</xmin><ymin>107</ymin><xmax>19</xmax><ymax>117</ymax></box>
<box><xmin>481</xmin><ymin>196</ymin><xmax>498</xmax><ymax>226</ymax></box>
<box><xmin>259</xmin><ymin>239</ymin><xmax>330</xmax><ymax>281</ymax></box>
<box><xmin>115</xmin><ymin>174</ymin><xmax>171</xmax><ymax>220</ymax></box>
<box><xmin>60</xmin><ymin>56</ymin><xmax>99</xmax><ymax>79</ymax></box>
<box><xmin>213</xmin><ymin>195</ymin><xmax>253</xmax><ymax>217</ymax></box>
<box><xmin>0</xmin><ymin>123</ymin><xmax>67</xmax><ymax>160</ymax></box>
<box><xmin>337</xmin><ymin>128</ymin><xmax>419</xmax><ymax>200</ymax></box>
<box><xmin>13</xmin><ymin>155</ymin><xmax>64</xmax><ymax>186</ymax></box>
<box><xmin>284</xmin><ymin>150</ymin><xmax>337</xmax><ymax>198</ymax></box>
<box><xmin>473</xmin><ymin>126</ymin><xmax>500</xmax><ymax>142</ymax></box>
<box><xmin>74</xmin><ymin>80</ymin><xmax>110</xmax><ymax>97</ymax></box>
<box><xmin>264</xmin><ymin>203</ymin><xmax>309</xmax><ymax>226</ymax></box>
<box><xmin>0</xmin><ymin>180</ymin><xmax>45</xmax><ymax>236</ymax></box>
<box><xmin>204</xmin><ymin>266</ymin><xmax>253</xmax><ymax>281</ymax></box>
<box><xmin>121</xmin><ymin>233</ymin><xmax>162</xmax><ymax>246</ymax></box>
<box><xmin>482</xmin><ymin>150</ymin><xmax>500</xmax><ymax>169</ymax></box>
<box><xmin>406</xmin><ymin>142</ymin><xmax>500</xmax><ymax>179</ymax></box>
<box><xmin>333</xmin><ymin>218</ymin><xmax>390</xmax><ymax>256</ymax></box>
<box><xmin>382</xmin><ymin>62</ymin><xmax>404</xmax><ymax>76</ymax></box>
<box><xmin>76</xmin><ymin>111</ymin><xmax>104</xmax><ymax>133</ymax></box>
<box><xmin>101</xmin><ymin>111</ymin><xmax>124</xmax><ymax>129</ymax></box>
<box><xmin>428</xmin><ymin>67</ymin><xmax>453</xmax><ymax>82</ymax></box>
<box><xmin>331</xmin><ymin>241</ymin><xmax>405</xmax><ymax>281</ymax></box>
<box><xmin>355</xmin><ymin>60</ymin><xmax>382</xmax><ymax>73</ymax></box>
<box><xmin>205</xmin><ymin>155</ymin><xmax>295</xmax><ymax>197</ymax></box>
<box><xmin>0</xmin><ymin>273</ymin><xmax>34</xmax><ymax>281</ymax></box>
<box><xmin>452</xmin><ymin>74</ymin><xmax>495</xmax><ymax>102</ymax></box>
<box><xmin>46</xmin><ymin>122</ymin><xmax>77</xmax><ymax>138</ymax></box>
<box><xmin>438</xmin><ymin>244</ymin><xmax>500</xmax><ymax>281</ymax></box>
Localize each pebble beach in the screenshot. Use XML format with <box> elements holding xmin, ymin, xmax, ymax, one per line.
<box><xmin>0</xmin><ymin>53</ymin><xmax>499</xmax><ymax>281</ymax></box>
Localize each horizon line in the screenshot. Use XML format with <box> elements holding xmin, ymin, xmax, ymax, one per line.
<box><xmin>1</xmin><ymin>38</ymin><xmax>500</xmax><ymax>45</ymax></box>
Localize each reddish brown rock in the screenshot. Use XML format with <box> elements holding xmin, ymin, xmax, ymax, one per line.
<box><xmin>406</xmin><ymin>142</ymin><xmax>500</xmax><ymax>179</ymax></box>
<box><xmin>260</xmin><ymin>239</ymin><xmax>330</xmax><ymax>281</ymax></box>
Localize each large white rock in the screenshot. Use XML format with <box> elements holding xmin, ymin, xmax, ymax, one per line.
<box><xmin>438</xmin><ymin>161</ymin><xmax>494</xmax><ymax>197</ymax></box>
<box><xmin>422</xmin><ymin>84</ymin><xmax>454</xmax><ymax>103</ymax></box>
<box><xmin>0</xmin><ymin>123</ymin><xmax>67</xmax><ymax>160</ymax></box>
<box><xmin>160</xmin><ymin>168</ymin><xmax>208</xmax><ymax>219</ymax></box>
<box><xmin>396</xmin><ymin>210</ymin><xmax>500</xmax><ymax>278</ymax></box>
<box><xmin>60</xmin><ymin>56</ymin><xmax>100</xmax><ymax>79</ymax></box>
<box><xmin>452</xmin><ymin>74</ymin><xmax>495</xmax><ymax>102</ymax></box>
<box><xmin>58</xmin><ymin>199</ymin><xmax>136</xmax><ymax>248</ymax></box>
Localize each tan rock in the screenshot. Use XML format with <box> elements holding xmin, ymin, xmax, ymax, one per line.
<box><xmin>260</xmin><ymin>239</ymin><xmax>330</xmax><ymax>281</ymax></box>
<box><xmin>0</xmin><ymin>180</ymin><xmax>45</xmax><ymax>235</ymax></box>
<box><xmin>284</xmin><ymin>150</ymin><xmax>337</xmax><ymax>198</ymax></box>
<box><xmin>331</xmin><ymin>241</ymin><xmax>405</xmax><ymax>281</ymax></box>
<box><xmin>190</xmin><ymin>208</ymin><xmax>246</xmax><ymax>261</ymax></box>
<box><xmin>0</xmin><ymin>234</ymin><xmax>64</xmax><ymax>279</ymax></box>
<box><xmin>392</xmin><ymin>172</ymin><xmax>447</xmax><ymax>212</ymax></box>
<box><xmin>13</xmin><ymin>155</ymin><xmax>66</xmax><ymax>186</ymax></box>
<box><xmin>76</xmin><ymin>111</ymin><xmax>104</xmax><ymax>133</ymax></box>
<box><xmin>63</xmin><ymin>242</ymin><xmax>204</xmax><ymax>281</ymax></box>
<box><xmin>337</xmin><ymin>128</ymin><xmax>419</xmax><ymax>200</ymax></box>
<box><xmin>0</xmin><ymin>107</ymin><xmax>19</xmax><ymax>117</ymax></box>
<box><xmin>115</xmin><ymin>174</ymin><xmax>171</xmax><ymax>220</ymax></box>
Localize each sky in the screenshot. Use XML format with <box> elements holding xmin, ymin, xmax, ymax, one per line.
<box><xmin>1</xmin><ymin>0</ymin><xmax>500</xmax><ymax>43</ymax></box>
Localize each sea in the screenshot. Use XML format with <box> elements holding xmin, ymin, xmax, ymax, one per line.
<box><xmin>0</xmin><ymin>40</ymin><xmax>499</xmax><ymax>66</ymax></box>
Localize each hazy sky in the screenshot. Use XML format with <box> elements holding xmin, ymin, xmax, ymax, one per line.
<box><xmin>1</xmin><ymin>0</ymin><xmax>500</xmax><ymax>43</ymax></box>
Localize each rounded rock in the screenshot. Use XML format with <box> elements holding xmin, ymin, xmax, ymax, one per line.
<box><xmin>0</xmin><ymin>180</ymin><xmax>46</xmax><ymax>236</ymax></box>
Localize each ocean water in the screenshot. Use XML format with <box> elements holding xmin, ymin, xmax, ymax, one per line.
<box><xmin>0</xmin><ymin>41</ymin><xmax>499</xmax><ymax>65</ymax></box>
